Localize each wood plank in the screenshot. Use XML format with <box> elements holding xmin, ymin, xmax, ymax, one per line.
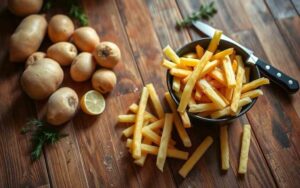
<box><xmin>265</xmin><ymin>0</ymin><xmax>297</xmax><ymax>19</ymax></box>
<box><xmin>240</xmin><ymin>0</ymin><xmax>300</xmax><ymax>118</ymax></box>
<box><xmin>232</xmin><ymin>29</ymin><xmax>300</xmax><ymax>187</ymax></box>
<box><xmin>0</xmin><ymin>3</ymin><xmax>50</xmax><ymax>187</ymax></box>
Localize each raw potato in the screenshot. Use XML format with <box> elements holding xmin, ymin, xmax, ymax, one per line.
<box><xmin>48</xmin><ymin>14</ymin><xmax>74</xmax><ymax>43</ymax></box>
<box><xmin>25</xmin><ymin>52</ymin><xmax>46</xmax><ymax>68</ymax></box>
<box><xmin>10</xmin><ymin>14</ymin><xmax>47</xmax><ymax>62</ymax></box>
<box><xmin>8</xmin><ymin>0</ymin><xmax>43</xmax><ymax>16</ymax></box>
<box><xmin>73</xmin><ymin>27</ymin><xmax>100</xmax><ymax>52</ymax></box>
<box><xmin>92</xmin><ymin>69</ymin><xmax>117</xmax><ymax>94</ymax></box>
<box><xmin>47</xmin><ymin>42</ymin><xmax>78</xmax><ymax>66</ymax></box>
<box><xmin>21</xmin><ymin>58</ymin><xmax>64</xmax><ymax>100</ymax></box>
<box><xmin>93</xmin><ymin>42</ymin><xmax>121</xmax><ymax>68</ymax></box>
<box><xmin>70</xmin><ymin>52</ymin><xmax>96</xmax><ymax>82</ymax></box>
<box><xmin>47</xmin><ymin>87</ymin><xmax>79</xmax><ymax>126</ymax></box>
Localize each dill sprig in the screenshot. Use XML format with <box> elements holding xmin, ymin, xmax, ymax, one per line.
<box><xmin>21</xmin><ymin>119</ymin><xmax>67</xmax><ymax>161</ymax></box>
<box><xmin>176</xmin><ymin>2</ymin><xmax>217</xmax><ymax>29</ymax></box>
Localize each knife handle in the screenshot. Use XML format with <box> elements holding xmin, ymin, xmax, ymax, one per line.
<box><xmin>256</xmin><ymin>59</ymin><xmax>299</xmax><ymax>94</ymax></box>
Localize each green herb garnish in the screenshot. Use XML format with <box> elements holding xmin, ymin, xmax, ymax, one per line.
<box><xmin>21</xmin><ymin>119</ymin><xmax>67</xmax><ymax>161</ymax></box>
<box><xmin>69</xmin><ymin>4</ymin><xmax>88</xmax><ymax>26</ymax></box>
<box><xmin>176</xmin><ymin>2</ymin><xmax>217</xmax><ymax>28</ymax></box>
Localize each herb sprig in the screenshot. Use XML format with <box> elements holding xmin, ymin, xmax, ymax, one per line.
<box><xmin>42</xmin><ymin>0</ymin><xmax>88</xmax><ymax>26</ymax></box>
<box><xmin>21</xmin><ymin>119</ymin><xmax>67</xmax><ymax>161</ymax></box>
<box><xmin>176</xmin><ymin>2</ymin><xmax>217</xmax><ymax>29</ymax></box>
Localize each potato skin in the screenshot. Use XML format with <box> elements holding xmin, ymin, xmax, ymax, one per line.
<box><xmin>92</xmin><ymin>69</ymin><xmax>117</xmax><ymax>94</ymax></box>
<box><xmin>8</xmin><ymin>0</ymin><xmax>43</xmax><ymax>16</ymax></box>
<box><xmin>25</xmin><ymin>51</ymin><xmax>46</xmax><ymax>68</ymax></box>
<box><xmin>70</xmin><ymin>52</ymin><xmax>96</xmax><ymax>82</ymax></box>
<box><xmin>73</xmin><ymin>27</ymin><xmax>100</xmax><ymax>52</ymax></box>
<box><xmin>10</xmin><ymin>14</ymin><xmax>47</xmax><ymax>62</ymax></box>
<box><xmin>48</xmin><ymin>14</ymin><xmax>74</xmax><ymax>43</ymax></box>
<box><xmin>46</xmin><ymin>87</ymin><xmax>78</xmax><ymax>126</ymax></box>
<box><xmin>47</xmin><ymin>42</ymin><xmax>78</xmax><ymax>66</ymax></box>
<box><xmin>93</xmin><ymin>42</ymin><xmax>121</xmax><ymax>69</ymax></box>
<box><xmin>21</xmin><ymin>58</ymin><xmax>64</xmax><ymax>100</ymax></box>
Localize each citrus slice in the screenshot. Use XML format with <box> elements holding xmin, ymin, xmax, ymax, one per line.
<box><xmin>80</xmin><ymin>90</ymin><xmax>105</xmax><ymax>115</ymax></box>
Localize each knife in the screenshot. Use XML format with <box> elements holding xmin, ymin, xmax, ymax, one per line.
<box><xmin>192</xmin><ymin>21</ymin><xmax>299</xmax><ymax>94</ymax></box>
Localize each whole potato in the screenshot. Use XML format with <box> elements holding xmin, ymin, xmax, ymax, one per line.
<box><xmin>70</xmin><ymin>52</ymin><xmax>96</xmax><ymax>82</ymax></box>
<box><xmin>25</xmin><ymin>51</ymin><xmax>46</xmax><ymax>68</ymax></box>
<box><xmin>10</xmin><ymin>14</ymin><xmax>47</xmax><ymax>62</ymax></box>
<box><xmin>47</xmin><ymin>87</ymin><xmax>78</xmax><ymax>126</ymax></box>
<box><xmin>47</xmin><ymin>42</ymin><xmax>78</xmax><ymax>66</ymax></box>
<box><xmin>21</xmin><ymin>58</ymin><xmax>64</xmax><ymax>100</ymax></box>
<box><xmin>48</xmin><ymin>14</ymin><xmax>74</xmax><ymax>43</ymax></box>
<box><xmin>8</xmin><ymin>0</ymin><xmax>43</xmax><ymax>16</ymax></box>
<box><xmin>92</xmin><ymin>69</ymin><xmax>117</xmax><ymax>94</ymax></box>
<box><xmin>73</xmin><ymin>27</ymin><xmax>100</xmax><ymax>52</ymax></box>
<box><xmin>93</xmin><ymin>42</ymin><xmax>121</xmax><ymax>69</ymax></box>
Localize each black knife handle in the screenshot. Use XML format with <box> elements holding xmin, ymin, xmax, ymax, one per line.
<box><xmin>256</xmin><ymin>59</ymin><xmax>299</xmax><ymax>94</ymax></box>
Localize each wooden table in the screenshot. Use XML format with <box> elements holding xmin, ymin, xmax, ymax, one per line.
<box><xmin>0</xmin><ymin>0</ymin><xmax>299</xmax><ymax>187</ymax></box>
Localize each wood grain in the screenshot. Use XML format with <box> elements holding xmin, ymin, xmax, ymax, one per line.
<box><xmin>265</xmin><ymin>0</ymin><xmax>297</xmax><ymax>19</ymax></box>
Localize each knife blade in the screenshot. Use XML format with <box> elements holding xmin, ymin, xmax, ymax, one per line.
<box><xmin>191</xmin><ymin>20</ymin><xmax>299</xmax><ymax>93</ymax></box>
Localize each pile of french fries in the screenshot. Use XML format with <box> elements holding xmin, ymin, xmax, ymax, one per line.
<box><xmin>162</xmin><ymin>30</ymin><xmax>270</xmax><ymax>119</ymax></box>
<box><xmin>118</xmin><ymin>30</ymin><xmax>266</xmax><ymax>178</ymax></box>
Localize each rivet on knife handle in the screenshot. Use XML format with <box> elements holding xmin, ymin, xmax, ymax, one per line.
<box><xmin>255</xmin><ymin>59</ymin><xmax>299</xmax><ymax>94</ymax></box>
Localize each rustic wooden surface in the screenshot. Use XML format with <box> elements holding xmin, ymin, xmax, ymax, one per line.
<box><xmin>0</xmin><ymin>0</ymin><xmax>299</xmax><ymax>187</ymax></box>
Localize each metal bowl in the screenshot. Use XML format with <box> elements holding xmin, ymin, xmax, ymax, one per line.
<box><xmin>166</xmin><ymin>38</ymin><xmax>261</xmax><ymax>125</ymax></box>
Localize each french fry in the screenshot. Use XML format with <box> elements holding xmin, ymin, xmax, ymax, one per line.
<box><xmin>118</xmin><ymin>114</ymin><xmax>155</xmax><ymax>123</ymax></box>
<box><xmin>146</xmin><ymin>119</ymin><xmax>165</xmax><ymax>130</ymax></box>
<box><xmin>222</xmin><ymin>56</ymin><xmax>236</xmax><ymax>88</ymax></box>
<box><xmin>241</xmin><ymin>77</ymin><xmax>270</xmax><ymax>93</ymax></box>
<box><xmin>199</xmin><ymin>60</ymin><xmax>219</xmax><ymax>78</ymax></box>
<box><xmin>241</xmin><ymin>89</ymin><xmax>263</xmax><ymax>99</ymax></box>
<box><xmin>175</xmin><ymin>90</ymin><xmax>182</xmax><ymax>99</ymax></box>
<box><xmin>126</xmin><ymin>139</ymin><xmax>188</xmax><ymax>160</ymax></box>
<box><xmin>128</xmin><ymin>103</ymin><xmax>158</xmax><ymax>122</ymax></box>
<box><xmin>180</xmin><ymin>57</ymin><xmax>201</xmax><ymax>67</ymax></box>
<box><xmin>214</xmin><ymin>87</ymin><xmax>230</xmax><ymax>105</ymax></box>
<box><xmin>162</xmin><ymin>59</ymin><xmax>176</xmax><ymax>69</ymax></box>
<box><xmin>225</xmin><ymin>87</ymin><xmax>234</xmax><ymax>102</ymax></box>
<box><xmin>183</xmin><ymin>52</ymin><xmax>198</xmax><ymax>59</ymax></box>
<box><xmin>156</xmin><ymin>113</ymin><xmax>174</xmax><ymax>171</ymax></box>
<box><xmin>170</xmin><ymin>68</ymin><xmax>192</xmax><ymax>78</ymax></box>
<box><xmin>146</xmin><ymin>83</ymin><xmax>165</xmax><ymax>119</ymax></box>
<box><xmin>179</xmin><ymin>136</ymin><xmax>214</xmax><ymax>178</ymax></box>
<box><xmin>211</xmin><ymin>48</ymin><xmax>234</xmax><ymax>60</ymax></box>
<box><xmin>178</xmin><ymin>51</ymin><xmax>213</xmax><ymax>113</ymax></box>
<box><xmin>132</xmin><ymin>87</ymin><xmax>149</xmax><ymax>159</ymax></box>
<box><xmin>238</xmin><ymin>124</ymin><xmax>251</xmax><ymax>174</ymax></box>
<box><xmin>208</xmin><ymin>79</ymin><xmax>224</xmax><ymax>89</ymax></box>
<box><xmin>198</xmin><ymin>79</ymin><xmax>227</xmax><ymax>109</ymax></box>
<box><xmin>220</xmin><ymin>126</ymin><xmax>229</xmax><ymax>170</ymax></box>
<box><xmin>196</xmin><ymin>44</ymin><xmax>204</xmax><ymax>58</ymax></box>
<box><xmin>207</xmin><ymin>30</ymin><xmax>223</xmax><ymax>53</ymax></box>
<box><xmin>244</xmin><ymin>67</ymin><xmax>250</xmax><ymax>83</ymax></box>
<box><xmin>198</xmin><ymin>111</ymin><xmax>215</xmax><ymax>117</ymax></box>
<box><xmin>172</xmin><ymin>77</ymin><xmax>181</xmax><ymax>93</ymax></box>
<box><xmin>194</xmin><ymin>89</ymin><xmax>202</xmax><ymax>101</ymax></box>
<box><xmin>134</xmin><ymin>137</ymin><xmax>152</xmax><ymax>166</ymax></box>
<box><xmin>232</xmin><ymin>59</ymin><xmax>238</xmax><ymax>73</ymax></box>
<box><xmin>230</xmin><ymin>49</ymin><xmax>236</xmax><ymax>62</ymax></box>
<box><xmin>210</xmin><ymin>97</ymin><xmax>252</xmax><ymax>119</ymax></box>
<box><xmin>163</xmin><ymin>45</ymin><xmax>180</xmax><ymax>64</ymax></box>
<box><xmin>231</xmin><ymin>56</ymin><xmax>245</xmax><ymax>113</ymax></box>
<box><xmin>165</xmin><ymin>92</ymin><xmax>192</xmax><ymax>147</ymax></box>
<box><xmin>142</xmin><ymin>127</ymin><xmax>162</xmax><ymax>145</ymax></box>
<box><xmin>189</xmin><ymin>96</ymin><xmax>196</xmax><ymax>106</ymax></box>
<box><xmin>208</xmin><ymin>68</ymin><xmax>227</xmax><ymax>86</ymax></box>
<box><xmin>180</xmin><ymin>111</ymin><xmax>191</xmax><ymax>128</ymax></box>
<box><xmin>198</xmin><ymin>94</ymin><xmax>212</xmax><ymax>103</ymax></box>
<box><xmin>189</xmin><ymin>103</ymin><xmax>219</xmax><ymax>113</ymax></box>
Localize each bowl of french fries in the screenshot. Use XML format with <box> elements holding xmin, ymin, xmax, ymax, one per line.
<box><xmin>163</xmin><ymin>31</ymin><xmax>269</xmax><ymax>125</ymax></box>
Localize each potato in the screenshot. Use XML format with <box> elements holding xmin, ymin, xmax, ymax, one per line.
<box><xmin>21</xmin><ymin>58</ymin><xmax>64</xmax><ymax>100</ymax></box>
<box><xmin>8</xmin><ymin>0</ymin><xmax>43</xmax><ymax>16</ymax></box>
<box><xmin>46</xmin><ymin>87</ymin><xmax>78</xmax><ymax>126</ymax></box>
<box><xmin>92</xmin><ymin>69</ymin><xmax>117</xmax><ymax>94</ymax></box>
<box><xmin>25</xmin><ymin>51</ymin><xmax>46</xmax><ymax>68</ymax></box>
<box><xmin>10</xmin><ymin>14</ymin><xmax>47</xmax><ymax>62</ymax></box>
<box><xmin>48</xmin><ymin>14</ymin><xmax>74</xmax><ymax>43</ymax></box>
<box><xmin>73</xmin><ymin>27</ymin><xmax>100</xmax><ymax>52</ymax></box>
<box><xmin>70</xmin><ymin>52</ymin><xmax>96</xmax><ymax>82</ymax></box>
<box><xmin>93</xmin><ymin>42</ymin><xmax>121</xmax><ymax>69</ymax></box>
<box><xmin>47</xmin><ymin>42</ymin><xmax>78</xmax><ymax>66</ymax></box>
